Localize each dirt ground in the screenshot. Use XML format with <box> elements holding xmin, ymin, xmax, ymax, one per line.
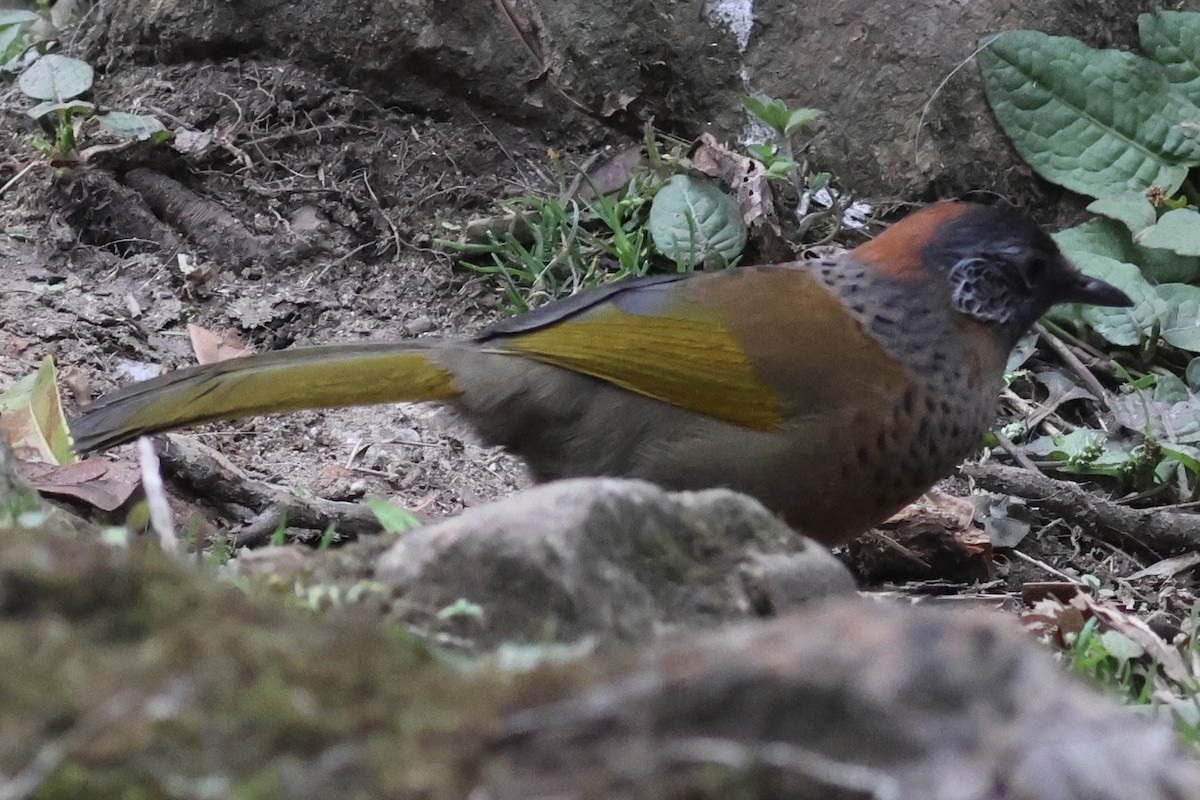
<box><xmin>0</xmin><ymin>59</ymin><xmax>611</xmax><ymax>530</ymax></box>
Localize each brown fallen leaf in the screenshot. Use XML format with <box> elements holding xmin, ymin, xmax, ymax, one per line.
<box><xmin>187</xmin><ymin>323</ymin><xmax>254</xmax><ymax>365</ymax></box>
<box><xmin>1021</xmin><ymin>595</ymin><xmax>1087</xmax><ymax>646</ymax></box>
<box><xmin>1072</xmin><ymin>592</ymin><xmax>1191</xmax><ymax>684</ymax></box>
<box><xmin>578</xmin><ymin>146</ymin><xmax>643</xmax><ymax>199</ymax></box>
<box><xmin>18</xmin><ymin>458</ymin><xmax>140</xmax><ymax>512</ymax></box>
<box><xmin>690</xmin><ymin>132</ymin><xmax>774</xmax><ymax>226</ymax></box>
<box><xmin>0</xmin><ymin>356</ymin><xmax>75</xmax><ymax>465</ymax></box>
<box><xmin>1019</xmin><ymin>591</ymin><xmax>1190</xmax><ymax>685</ymax></box>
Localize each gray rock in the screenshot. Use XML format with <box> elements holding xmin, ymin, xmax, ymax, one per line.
<box><xmin>97</xmin><ymin>0</ymin><xmax>1166</xmax><ymax>200</ymax></box>
<box><xmin>491</xmin><ymin>598</ymin><xmax>1200</xmax><ymax>800</ymax></box>
<box><xmin>375</xmin><ymin>478</ymin><xmax>854</xmax><ymax>644</ymax></box>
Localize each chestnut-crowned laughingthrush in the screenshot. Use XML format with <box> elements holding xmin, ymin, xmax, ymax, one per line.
<box><xmin>71</xmin><ymin>201</ymin><xmax>1131</xmax><ymax>544</ymax></box>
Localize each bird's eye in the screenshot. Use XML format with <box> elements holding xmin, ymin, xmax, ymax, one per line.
<box><xmin>1024</xmin><ymin>256</ymin><xmax>1047</xmax><ymax>282</ymax></box>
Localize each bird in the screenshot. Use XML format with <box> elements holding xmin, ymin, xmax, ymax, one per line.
<box><xmin>70</xmin><ymin>200</ymin><xmax>1131</xmax><ymax>544</ymax></box>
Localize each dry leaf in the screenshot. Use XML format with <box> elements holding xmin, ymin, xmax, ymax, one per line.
<box><xmin>690</xmin><ymin>132</ymin><xmax>774</xmax><ymax>226</ymax></box>
<box><xmin>578</xmin><ymin>146</ymin><xmax>643</xmax><ymax>199</ymax></box>
<box><xmin>18</xmin><ymin>459</ymin><xmax>139</xmax><ymax>511</ymax></box>
<box><xmin>1072</xmin><ymin>593</ymin><xmax>1191</xmax><ymax>683</ymax></box>
<box><xmin>0</xmin><ymin>356</ymin><xmax>75</xmax><ymax>464</ymax></box>
<box><xmin>187</xmin><ymin>323</ymin><xmax>254</xmax><ymax>364</ymax></box>
<box><xmin>1128</xmin><ymin>551</ymin><xmax>1200</xmax><ymax>580</ymax></box>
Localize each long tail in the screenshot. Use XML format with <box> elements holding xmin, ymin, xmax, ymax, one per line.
<box><xmin>70</xmin><ymin>341</ymin><xmax>463</xmax><ymax>453</ymax></box>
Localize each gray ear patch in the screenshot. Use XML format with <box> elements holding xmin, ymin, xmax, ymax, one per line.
<box><xmin>949</xmin><ymin>257</ymin><xmax>1019</xmax><ymax>324</ymax></box>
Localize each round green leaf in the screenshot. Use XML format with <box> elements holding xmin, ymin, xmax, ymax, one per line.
<box><xmin>1055</xmin><ymin>217</ymin><xmax>1198</xmax><ymax>284</ymax></box>
<box><xmin>784</xmin><ymin>108</ymin><xmax>823</xmax><ymax>134</ymax></box>
<box><xmin>979</xmin><ymin>31</ymin><xmax>1200</xmax><ymax>198</ymax></box>
<box><xmin>1097</xmin><ymin>630</ymin><xmax>1144</xmax><ymax>663</ymax></box>
<box><xmin>1155</xmin><ymin>283</ymin><xmax>1200</xmax><ymax>352</ymax></box>
<box><xmin>1086</xmin><ymin>192</ymin><xmax>1156</xmax><ymax>234</ymax></box>
<box><xmin>98</xmin><ymin>111</ymin><xmax>167</xmax><ymax>140</ymax></box>
<box><xmin>18</xmin><ymin>54</ymin><xmax>93</xmax><ymax>101</ymax></box>
<box><xmin>25</xmin><ymin>99</ymin><xmax>94</xmax><ymax>119</ymax></box>
<box><xmin>1138</xmin><ymin>11</ymin><xmax>1200</xmax><ymax>105</ymax></box>
<box><xmin>1186</xmin><ymin>356</ymin><xmax>1200</xmax><ymax>389</ymax></box>
<box><xmin>648</xmin><ymin>174</ymin><xmax>746</xmax><ymax>268</ymax></box>
<box><xmin>1135</xmin><ymin>208</ymin><xmax>1200</xmax><ymax>256</ymax></box>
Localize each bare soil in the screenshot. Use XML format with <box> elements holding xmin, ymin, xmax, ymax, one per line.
<box><xmin>1</xmin><ymin>58</ymin><xmax>617</xmax><ymax>532</ymax></box>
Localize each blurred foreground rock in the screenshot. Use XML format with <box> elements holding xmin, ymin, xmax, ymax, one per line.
<box><xmin>490</xmin><ymin>600</ymin><xmax>1200</xmax><ymax>800</ymax></box>
<box><xmin>0</xmin><ymin>524</ymin><xmax>1196</xmax><ymax>798</ymax></box>
<box><xmin>3</xmin><ymin>448</ymin><xmax>1198</xmax><ymax>799</ymax></box>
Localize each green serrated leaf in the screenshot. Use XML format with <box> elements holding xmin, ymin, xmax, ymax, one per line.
<box><xmin>746</xmin><ymin>142</ymin><xmax>776</xmax><ymax>161</ymax></box>
<box><xmin>1111</xmin><ymin>388</ymin><xmax>1200</xmax><ymax>445</ymax></box>
<box><xmin>784</xmin><ymin>107</ymin><xmax>823</xmax><ymax>134</ymax></box>
<box><xmin>1055</xmin><ymin>217</ymin><xmax>1198</xmax><ymax>284</ymax></box>
<box><xmin>1086</xmin><ymin>192</ymin><xmax>1157</xmax><ymax>233</ymax></box>
<box><xmin>648</xmin><ymin>174</ymin><xmax>746</xmax><ymax>268</ymax></box>
<box><xmin>364</xmin><ymin>495</ymin><xmax>421</xmax><ymax>534</ymax></box>
<box><xmin>17</xmin><ymin>53</ymin><xmax>94</xmax><ymax>101</ymax></box>
<box><xmin>1137</xmin><ymin>245</ymin><xmax>1199</xmax><ymax>284</ymax></box>
<box><xmin>1027</xmin><ymin>429</ymin><xmax>1105</xmax><ymax>461</ymax></box>
<box><xmin>980</xmin><ymin>30</ymin><xmax>1200</xmax><ymax>198</ymax></box>
<box><xmin>1155</xmin><ymin>283</ymin><xmax>1200</xmax><ymax>352</ymax></box>
<box><xmin>1138</xmin><ymin>11</ymin><xmax>1200</xmax><ymax>105</ymax></box>
<box><xmin>1054</xmin><ymin>218</ymin><xmax>1134</xmax><ymax>262</ymax></box>
<box><xmin>1028</xmin><ymin>429</ymin><xmax>1140</xmax><ymax>477</ymax></box>
<box><xmin>1136</xmin><ymin>208</ymin><xmax>1200</xmax><ymax>256</ymax></box>
<box><xmin>97</xmin><ymin>111</ymin><xmax>167</xmax><ymax>140</ymax></box>
<box><xmin>743</xmin><ymin>96</ymin><xmax>784</xmax><ymax>131</ymax></box>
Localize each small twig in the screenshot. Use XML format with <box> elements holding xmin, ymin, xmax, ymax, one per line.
<box><xmin>1035</xmin><ymin>323</ymin><xmax>1110</xmax><ymax>405</ymax></box>
<box><xmin>1009</xmin><ymin>547</ymin><xmax>1080</xmax><ymax>583</ymax></box>
<box><xmin>964</xmin><ymin>462</ymin><xmax>1200</xmax><ymax>555</ymax></box>
<box><xmin>915</xmin><ymin>34</ymin><xmax>1002</xmax><ymax>157</ymax></box>
<box><xmin>0</xmin><ymin>162</ymin><xmax>39</xmax><ymax>198</ymax></box>
<box><xmin>360</xmin><ymin>171</ymin><xmax>405</xmax><ymax>257</ymax></box>
<box><xmin>1001</xmin><ymin>389</ymin><xmax>1071</xmax><ymax>435</ymax></box>
<box><xmin>232</xmin><ymin>507</ymin><xmax>286</xmax><ymax>548</ymax></box>
<box><xmin>138</xmin><ymin>437</ymin><xmax>178</xmax><ymax>556</ymax></box>
<box><xmin>865</xmin><ymin>531</ymin><xmax>931</xmax><ymax>570</ymax></box>
<box><xmin>240</xmin><ymin>121</ymin><xmax>371</xmax><ymax>147</ymax></box>
<box><xmin>154</xmin><ymin>435</ymin><xmax>385</xmax><ymax>543</ymax></box>
<box><xmin>304</xmin><ymin>240</ymin><xmax>374</xmax><ymax>286</ymax></box>
<box><xmin>990</xmin><ymin>429</ymin><xmax>1041</xmax><ymax>473</ymax></box>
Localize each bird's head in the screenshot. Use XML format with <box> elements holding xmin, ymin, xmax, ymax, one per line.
<box><xmin>855</xmin><ymin>201</ymin><xmax>1133</xmax><ymax>347</ymax></box>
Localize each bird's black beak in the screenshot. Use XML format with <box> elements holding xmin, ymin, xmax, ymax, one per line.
<box><xmin>1054</xmin><ymin>269</ymin><xmax>1134</xmax><ymax>308</ymax></box>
